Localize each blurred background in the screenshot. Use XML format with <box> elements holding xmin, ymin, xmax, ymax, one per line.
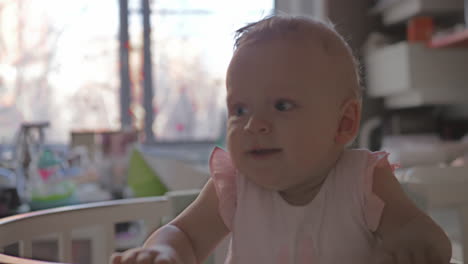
<box><xmin>0</xmin><ymin>0</ymin><xmax>467</xmax><ymax>262</ymax></box>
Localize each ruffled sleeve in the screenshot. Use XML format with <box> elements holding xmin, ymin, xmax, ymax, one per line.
<box><xmin>209</xmin><ymin>147</ymin><xmax>238</xmax><ymax>230</ymax></box>
<box><xmin>363</xmin><ymin>151</ymin><xmax>399</xmax><ymax>232</ymax></box>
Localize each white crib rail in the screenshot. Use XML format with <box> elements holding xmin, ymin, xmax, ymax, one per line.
<box><xmin>0</xmin><ymin>196</ymin><xmax>171</xmax><ymax>264</ymax></box>
<box><xmin>401</xmin><ymin>165</ymin><xmax>468</xmax><ymax>263</ymax></box>
<box><xmin>0</xmin><ymin>254</ymin><xmax>62</xmax><ymax>264</ymax></box>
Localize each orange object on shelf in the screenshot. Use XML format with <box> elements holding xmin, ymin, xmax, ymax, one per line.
<box><xmin>407</xmin><ymin>16</ymin><xmax>434</xmax><ymax>43</ymax></box>
<box><xmin>428</xmin><ymin>29</ymin><xmax>468</xmax><ymax>48</ymax></box>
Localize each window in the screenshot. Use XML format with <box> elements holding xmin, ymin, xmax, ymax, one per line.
<box><xmin>137</xmin><ymin>0</ymin><xmax>274</xmax><ymax>142</ymax></box>
<box><xmin>0</xmin><ymin>0</ymin><xmax>120</xmax><ymax>143</ymax></box>
<box><xmin>0</xmin><ymin>0</ymin><xmax>274</xmax><ymax>144</ymax></box>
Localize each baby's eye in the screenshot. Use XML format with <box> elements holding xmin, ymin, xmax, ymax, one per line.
<box><xmin>232</xmin><ymin>105</ymin><xmax>248</xmax><ymax>117</ymax></box>
<box><xmin>274</xmin><ymin>100</ymin><xmax>295</xmax><ymax>112</ymax></box>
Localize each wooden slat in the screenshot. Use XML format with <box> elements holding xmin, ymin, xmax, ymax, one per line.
<box><xmin>57</xmin><ymin>231</ymin><xmax>71</xmax><ymax>263</ymax></box>
<box><xmin>104</xmin><ymin>224</ymin><xmax>116</xmax><ymax>264</ymax></box>
<box><xmin>18</xmin><ymin>241</ymin><xmax>31</xmax><ymax>259</ymax></box>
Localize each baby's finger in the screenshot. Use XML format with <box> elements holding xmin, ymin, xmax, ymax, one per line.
<box><xmin>120</xmin><ymin>248</ymin><xmax>142</xmax><ymax>264</ymax></box>
<box><xmin>135</xmin><ymin>250</ymin><xmax>158</xmax><ymax>264</ymax></box>
<box><xmin>153</xmin><ymin>255</ymin><xmax>177</xmax><ymax>264</ymax></box>
<box><xmin>109</xmin><ymin>253</ymin><xmax>122</xmax><ymax>264</ymax></box>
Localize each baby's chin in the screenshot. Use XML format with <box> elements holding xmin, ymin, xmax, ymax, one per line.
<box><xmin>241</xmin><ymin>170</ymin><xmax>291</xmax><ymax>191</ymax></box>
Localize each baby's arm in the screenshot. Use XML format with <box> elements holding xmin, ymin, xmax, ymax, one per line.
<box><xmin>111</xmin><ymin>179</ymin><xmax>230</xmax><ymax>264</ymax></box>
<box><xmin>372</xmin><ymin>166</ymin><xmax>452</xmax><ymax>264</ymax></box>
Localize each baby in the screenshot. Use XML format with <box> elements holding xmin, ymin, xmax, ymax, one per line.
<box><xmin>111</xmin><ymin>15</ymin><xmax>452</xmax><ymax>264</ymax></box>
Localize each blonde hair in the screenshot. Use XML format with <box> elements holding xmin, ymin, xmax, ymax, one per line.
<box><xmin>233</xmin><ymin>15</ymin><xmax>362</xmax><ymax>100</ymax></box>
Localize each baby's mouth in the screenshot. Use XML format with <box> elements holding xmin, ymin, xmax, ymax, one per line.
<box><xmin>248</xmin><ymin>148</ymin><xmax>282</xmax><ymax>158</ymax></box>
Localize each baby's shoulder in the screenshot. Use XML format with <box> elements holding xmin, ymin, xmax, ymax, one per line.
<box><xmin>336</xmin><ymin>148</ymin><xmax>373</xmax><ymax>170</ymax></box>
<box><xmin>339</xmin><ymin>148</ymin><xmax>390</xmax><ymax>169</ymax></box>
<box><xmin>332</xmin><ymin>148</ymin><xmax>393</xmax><ymax>187</ymax></box>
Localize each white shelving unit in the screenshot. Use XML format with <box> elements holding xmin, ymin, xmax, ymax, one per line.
<box><xmin>378</xmin><ymin>0</ymin><xmax>465</xmax><ymax>25</ymax></box>
<box><xmin>366</xmin><ymin>42</ymin><xmax>468</xmax><ymax>108</ymax></box>
<box><xmin>366</xmin><ymin>2</ymin><xmax>468</xmax><ymax>262</ymax></box>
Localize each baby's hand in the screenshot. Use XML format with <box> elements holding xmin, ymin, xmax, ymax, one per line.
<box><xmin>110</xmin><ymin>246</ymin><xmax>183</xmax><ymax>264</ymax></box>
<box><xmin>373</xmin><ymin>239</ymin><xmax>446</xmax><ymax>264</ymax></box>
<box><xmin>372</xmin><ymin>217</ymin><xmax>451</xmax><ymax>264</ymax></box>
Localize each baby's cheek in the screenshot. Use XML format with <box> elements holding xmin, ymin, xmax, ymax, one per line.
<box><xmin>226</xmin><ymin>121</ymin><xmax>244</xmax><ymax>141</ymax></box>
<box><xmin>226</xmin><ymin>127</ymin><xmax>238</xmax><ymax>147</ymax></box>
<box><xmin>226</xmin><ymin>129</ymin><xmax>242</xmax><ymax>155</ymax></box>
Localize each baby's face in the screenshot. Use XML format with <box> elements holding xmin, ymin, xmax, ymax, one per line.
<box><xmin>226</xmin><ymin>37</ymin><xmax>345</xmax><ymax>191</ymax></box>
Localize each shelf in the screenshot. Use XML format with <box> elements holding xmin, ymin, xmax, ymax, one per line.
<box><xmin>376</xmin><ymin>0</ymin><xmax>465</xmax><ymax>25</ymax></box>
<box><xmin>429</xmin><ymin>29</ymin><xmax>468</xmax><ymax>48</ymax></box>
<box><xmin>365</xmin><ymin>42</ymin><xmax>468</xmax><ymax>108</ymax></box>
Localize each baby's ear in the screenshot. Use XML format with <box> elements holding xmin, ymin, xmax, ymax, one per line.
<box><xmin>335</xmin><ymin>98</ymin><xmax>361</xmax><ymax>145</ymax></box>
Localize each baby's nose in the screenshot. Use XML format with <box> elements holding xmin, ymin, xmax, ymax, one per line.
<box><xmin>244</xmin><ymin>116</ymin><xmax>272</xmax><ymax>134</ymax></box>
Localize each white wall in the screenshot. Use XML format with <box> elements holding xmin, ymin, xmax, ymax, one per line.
<box><xmin>274</xmin><ymin>0</ymin><xmax>376</xmax><ymax>50</ymax></box>
<box><xmin>275</xmin><ymin>0</ymin><xmax>326</xmax><ymax>19</ymax></box>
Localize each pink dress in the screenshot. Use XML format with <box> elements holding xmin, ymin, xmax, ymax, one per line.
<box><xmin>209</xmin><ymin>147</ymin><xmax>396</xmax><ymax>264</ymax></box>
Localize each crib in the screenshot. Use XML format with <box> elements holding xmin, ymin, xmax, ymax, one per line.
<box><xmin>0</xmin><ymin>190</ymin><xmax>228</xmax><ymax>264</ymax></box>
<box><xmin>0</xmin><ymin>177</ymin><xmax>466</xmax><ymax>264</ymax></box>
